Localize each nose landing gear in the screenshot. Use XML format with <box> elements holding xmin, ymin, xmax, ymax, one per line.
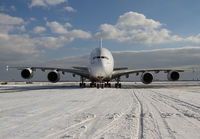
<box><xmin>96</xmin><ymin>83</ymin><xmax>104</xmax><ymax>89</ymax></box>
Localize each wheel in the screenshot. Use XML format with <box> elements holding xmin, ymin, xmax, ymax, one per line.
<box><xmin>119</xmin><ymin>83</ymin><xmax>121</xmax><ymax>88</ymax></box>
<box><xmin>104</xmin><ymin>83</ymin><xmax>107</xmax><ymax>87</ymax></box>
<box><xmin>97</xmin><ymin>84</ymin><xmax>100</xmax><ymax>89</ymax></box>
<box><xmin>80</xmin><ymin>83</ymin><xmax>86</xmax><ymax>88</ymax></box>
<box><xmin>101</xmin><ymin>84</ymin><xmax>104</xmax><ymax>89</ymax></box>
<box><xmin>90</xmin><ymin>83</ymin><xmax>96</xmax><ymax>87</ymax></box>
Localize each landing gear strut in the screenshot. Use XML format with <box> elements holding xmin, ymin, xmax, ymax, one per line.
<box><xmin>79</xmin><ymin>77</ymin><xmax>86</xmax><ymax>88</ymax></box>
<box><xmin>115</xmin><ymin>77</ymin><xmax>121</xmax><ymax>88</ymax></box>
<box><xmin>105</xmin><ymin>82</ymin><xmax>111</xmax><ymax>88</ymax></box>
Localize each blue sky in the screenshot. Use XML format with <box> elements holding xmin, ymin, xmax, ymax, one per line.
<box><xmin>1</xmin><ymin>0</ymin><xmax>200</xmax><ymax>64</ymax></box>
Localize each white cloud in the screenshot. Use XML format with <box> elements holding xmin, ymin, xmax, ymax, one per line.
<box><xmin>34</xmin><ymin>36</ymin><xmax>73</xmax><ymax>49</ymax></box>
<box><xmin>0</xmin><ymin>13</ymin><xmax>25</xmax><ymax>34</ymax></box>
<box><xmin>116</xmin><ymin>12</ymin><xmax>161</xmax><ymax>30</ymax></box>
<box><xmin>32</xmin><ymin>26</ymin><xmax>46</xmax><ymax>34</ymax></box>
<box><xmin>46</xmin><ymin>21</ymin><xmax>68</xmax><ymax>34</ymax></box>
<box><xmin>0</xmin><ymin>33</ymin><xmax>41</xmax><ymax>64</ymax></box>
<box><xmin>45</xmin><ymin>0</ymin><xmax>67</xmax><ymax>5</ymax></box>
<box><xmin>0</xmin><ymin>13</ymin><xmax>24</xmax><ymax>25</ymax></box>
<box><xmin>64</xmin><ymin>22</ymin><xmax>72</xmax><ymax>28</ymax></box>
<box><xmin>30</xmin><ymin>17</ymin><xmax>37</xmax><ymax>21</ymax></box>
<box><xmin>0</xmin><ymin>13</ymin><xmax>91</xmax><ymax>64</ymax></box>
<box><xmin>96</xmin><ymin>11</ymin><xmax>184</xmax><ymax>45</ymax></box>
<box><xmin>16</xmin><ymin>25</ymin><xmax>26</xmax><ymax>32</ymax></box>
<box><xmin>70</xmin><ymin>29</ymin><xmax>91</xmax><ymax>39</ymax></box>
<box><xmin>186</xmin><ymin>34</ymin><xmax>200</xmax><ymax>44</ymax></box>
<box><xmin>64</xmin><ymin>6</ymin><xmax>76</xmax><ymax>12</ymax></box>
<box><xmin>46</xmin><ymin>21</ymin><xmax>91</xmax><ymax>39</ymax></box>
<box><xmin>30</xmin><ymin>0</ymin><xmax>67</xmax><ymax>7</ymax></box>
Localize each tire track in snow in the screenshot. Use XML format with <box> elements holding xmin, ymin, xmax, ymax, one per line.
<box><xmin>133</xmin><ymin>90</ymin><xmax>144</xmax><ymax>139</ymax></box>
<box><xmin>136</xmin><ymin>90</ymin><xmax>163</xmax><ymax>139</ymax></box>
<box><xmin>44</xmin><ymin>113</ymin><xmax>96</xmax><ymax>139</ymax></box>
<box><xmin>150</xmin><ymin>90</ymin><xmax>200</xmax><ymax>122</ymax></box>
<box><xmin>93</xmin><ymin>90</ymin><xmax>138</xmax><ymax>139</ymax></box>
<box><xmin>144</xmin><ymin>96</ymin><xmax>176</xmax><ymax>139</ymax></box>
<box><xmin>148</xmin><ymin>90</ymin><xmax>200</xmax><ymax>133</ymax></box>
<box><xmin>135</xmin><ymin>90</ymin><xmax>176</xmax><ymax>139</ymax></box>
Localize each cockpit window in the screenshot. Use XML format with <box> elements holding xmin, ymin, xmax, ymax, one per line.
<box><xmin>93</xmin><ymin>56</ymin><xmax>109</xmax><ymax>60</ymax></box>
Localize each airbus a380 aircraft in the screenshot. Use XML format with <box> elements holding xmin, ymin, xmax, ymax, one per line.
<box><xmin>7</xmin><ymin>39</ymin><xmax>184</xmax><ymax>88</ymax></box>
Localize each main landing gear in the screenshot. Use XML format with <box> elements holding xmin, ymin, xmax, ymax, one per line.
<box><xmin>115</xmin><ymin>77</ymin><xmax>121</xmax><ymax>88</ymax></box>
<box><xmin>79</xmin><ymin>77</ymin><xmax>86</xmax><ymax>88</ymax></box>
<box><xmin>115</xmin><ymin>83</ymin><xmax>121</xmax><ymax>88</ymax></box>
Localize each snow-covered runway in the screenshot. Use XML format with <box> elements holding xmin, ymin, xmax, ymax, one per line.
<box><xmin>0</xmin><ymin>82</ymin><xmax>200</xmax><ymax>139</ymax></box>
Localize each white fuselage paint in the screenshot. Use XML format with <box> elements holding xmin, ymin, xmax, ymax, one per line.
<box><xmin>89</xmin><ymin>47</ymin><xmax>114</xmax><ymax>82</ymax></box>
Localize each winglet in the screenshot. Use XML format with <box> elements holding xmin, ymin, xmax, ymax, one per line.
<box><xmin>99</xmin><ymin>37</ymin><xmax>103</xmax><ymax>49</ymax></box>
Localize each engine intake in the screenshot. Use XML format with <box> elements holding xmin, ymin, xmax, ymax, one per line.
<box><xmin>21</xmin><ymin>68</ymin><xmax>33</xmax><ymax>79</ymax></box>
<box><xmin>167</xmin><ymin>70</ymin><xmax>180</xmax><ymax>81</ymax></box>
<box><xmin>141</xmin><ymin>72</ymin><xmax>153</xmax><ymax>84</ymax></box>
<box><xmin>48</xmin><ymin>71</ymin><xmax>60</xmax><ymax>83</ymax></box>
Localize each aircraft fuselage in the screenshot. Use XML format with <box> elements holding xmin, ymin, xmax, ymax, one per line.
<box><xmin>89</xmin><ymin>47</ymin><xmax>114</xmax><ymax>82</ymax></box>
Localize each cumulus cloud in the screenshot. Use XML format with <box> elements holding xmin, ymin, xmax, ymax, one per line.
<box><xmin>34</xmin><ymin>36</ymin><xmax>74</xmax><ymax>49</ymax></box>
<box><xmin>0</xmin><ymin>12</ymin><xmax>92</xmax><ymax>65</ymax></box>
<box><xmin>70</xmin><ymin>29</ymin><xmax>92</xmax><ymax>39</ymax></box>
<box><xmin>0</xmin><ymin>13</ymin><xmax>25</xmax><ymax>34</ymax></box>
<box><xmin>30</xmin><ymin>0</ymin><xmax>67</xmax><ymax>7</ymax></box>
<box><xmin>0</xmin><ymin>13</ymin><xmax>24</xmax><ymax>25</ymax></box>
<box><xmin>46</xmin><ymin>21</ymin><xmax>91</xmax><ymax>39</ymax></box>
<box><xmin>46</xmin><ymin>21</ymin><xmax>68</xmax><ymax>34</ymax></box>
<box><xmin>0</xmin><ymin>34</ymin><xmax>41</xmax><ymax>64</ymax></box>
<box><xmin>32</xmin><ymin>26</ymin><xmax>46</xmax><ymax>34</ymax></box>
<box><xmin>96</xmin><ymin>11</ymin><xmax>184</xmax><ymax>44</ymax></box>
<box><xmin>64</xmin><ymin>22</ymin><xmax>72</xmax><ymax>28</ymax></box>
<box><xmin>186</xmin><ymin>34</ymin><xmax>200</xmax><ymax>44</ymax></box>
<box><xmin>64</xmin><ymin>6</ymin><xmax>76</xmax><ymax>12</ymax></box>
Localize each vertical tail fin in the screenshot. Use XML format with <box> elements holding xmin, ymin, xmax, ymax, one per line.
<box><xmin>99</xmin><ymin>38</ymin><xmax>103</xmax><ymax>49</ymax></box>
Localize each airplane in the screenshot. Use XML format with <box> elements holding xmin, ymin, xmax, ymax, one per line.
<box><xmin>6</xmin><ymin>39</ymin><xmax>184</xmax><ymax>88</ymax></box>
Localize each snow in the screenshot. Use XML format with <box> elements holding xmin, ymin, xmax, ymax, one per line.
<box><xmin>0</xmin><ymin>82</ymin><xmax>200</xmax><ymax>139</ymax></box>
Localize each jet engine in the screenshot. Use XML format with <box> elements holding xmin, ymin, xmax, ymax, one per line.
<box><xmin>141</xmin><ymin>72</ymin><xmax>153</xmax><ymax>84</ymax></box>
<box><xmin>167</xmin><ymin>70</ymin><xmax>180</xmax><ymax>81</ymax></box>
<box><xmin>47</xmin><ymin>71</ymin><xmax>60</xmax><ymax>83</ymax></box>
<box><xmin>21</xmin><ymin>68</ymin><xmax>33</xmax><ymax>79</ymax></box>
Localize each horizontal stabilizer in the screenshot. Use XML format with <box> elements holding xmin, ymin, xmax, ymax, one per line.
<box><xmin>72</xmin><ymin>66</ymin><xmax>88</xmax><ymax>71</ymax></box>
<box><xmin>114</xmin><ymin>67</ymin><xmax>128</xmax><ymax>71</ymax></box>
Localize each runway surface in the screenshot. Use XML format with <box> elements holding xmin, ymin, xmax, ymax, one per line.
<box><xmin>0</xmin><ymin>81</ymin><xmax>200</xmax><ymax>139</ymax></box>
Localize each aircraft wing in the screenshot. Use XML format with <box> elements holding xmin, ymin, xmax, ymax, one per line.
<box><xmin>7</xmin><ymin>66</ymin><xmax>90</xmax><ymax>79</ymax></box>
<box><xmin>112</xmin><ymin>68</ymin><xmax>184</xmax><ymax>79</ymax></box>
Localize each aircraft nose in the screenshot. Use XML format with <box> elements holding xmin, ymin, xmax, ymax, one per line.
<box><xmin>90</xmin><ymin>60</ymin><xmax>107</xmax><ymax>79</ymax></box>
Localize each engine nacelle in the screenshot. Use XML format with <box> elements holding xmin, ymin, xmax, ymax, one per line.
<box><xmin>141</xmin><ymin>72</ymin><xmax>153</xmax><ymax>84</ymax></box>
<box><xmin>47</xmin><ymin>71</ymin><xmax>60</xmax><ymax>83</ymax></box>
<box><xmin>167</xmin><ymin>70</ymin><xmax>180</xmax><ymax>81</ymax></box>
<box><xmin>21</xmin><ymin>68</ymin><xmax>33</xmax><ymax>79</ymax></box>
